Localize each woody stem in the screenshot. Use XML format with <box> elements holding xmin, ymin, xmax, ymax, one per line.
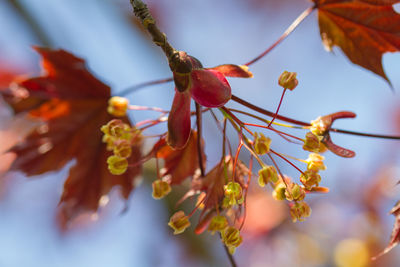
<box><xmin>130</xmin><ymin>0</ymin><xmax>177</xmax><ymax>65</ymax></box>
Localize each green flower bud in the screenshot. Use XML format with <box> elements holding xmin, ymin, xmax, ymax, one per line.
<box><xmin>278</xmin><ymin>71</ymin><xmax>298</xmax><ymax>90</ymax></box>
<box><xmin>285</xmin><ymin>183</ymin><xmax>305</xmax><ymax>201</ymax></box>
<box><xmin>290</xmin><ymin>201</ymin><xmax>312</xmax><ymax>222</ymax></box>
<box><xmin>152</xmin><ymin>180</ymin><xmax>171</xmax><ymax>199</ymax></box>
<box><xmin>208</xmin><ymin>215</ymin><xmax>228</xmax><ymax>235</ymax></box>
<box><xmin>222</xmin><ymin>226</ymin><xmax>243</xmax><ymax>254</ymax></box>
<box><xmin>224</xmin><ymin>182</ymin><xmax>243</xmax><ymax>206</ymax></box>
<box><xmin>107</xmin><ymin>155</ymin><xmax>128</xmax><ymax>175</ymax></box>
<box><xmin>258</xmin><ymin>165</ymin><xmax>278</xmax><ymax>187</ymax></box>
<box><xmin>168</xmin><ymin>211</ymin><xmax>190</xmax><ymax>235</ymax></box>
<box><xmin>273</xmin><ymin>183</ymin><xmax>286</xmax><ymax>201</ymax></box>
<box><xmin>303</xmin><ymin>132</ymin><xmax>321</xmax><ymax>153</ymax></box>
<box><xmin>113</xmin><ymin>140</ymin><xmax>132</xmax><ymax>158</ymax></box>
<box><xmin>254</xmin><ymin>132</ymin><xmax>271</xmax><ymax>155</ymax></box>
<box><xmin>300</xmin><ymin>170</ymin><xmax>321</xmax><ymax>190</ymax></box>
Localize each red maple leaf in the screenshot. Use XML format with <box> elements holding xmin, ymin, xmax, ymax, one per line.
<box><xmin>2</xmin><ymin>47</ymin><xmax>142</xmax><ymax>227</ymax></box>
<box><xmin>314</xmin><ymin>0</ymin><xmax>400</xmax><ymax>83</ymax></box>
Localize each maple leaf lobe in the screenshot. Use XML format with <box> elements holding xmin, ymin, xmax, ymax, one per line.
<box><xmin>314</xmin><ymin>0</ymin><xmax>400</xmax><ymax>83</ymax></box>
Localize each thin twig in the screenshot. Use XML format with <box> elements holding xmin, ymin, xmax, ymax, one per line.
<box><xmin>220</xmin><ymin>233</ymin><xmax>238</xmax><ymax>267</ymax></box>
<box><xmin>231</xmin><ymin>94</ymin><xmax>310</xmax><ymax>126</ymax></box>
<box><xmin>244</xmin><ymin>6</ymin><xmax>315</xmax><ymax>66</ymax></box>
<box><xmin>268</xmin><ymin>88</ymin><xmax>287</xmax><ymax>127</ymax></box>
<box><xmin>118</xmin><ymin>77</ymin><xmax>173</xmax><ymax>96</ymax></box>
<box><xmin>231</xmin><ymin>94</ymin><xmax>400</xmax><ymax>140</ymax></box>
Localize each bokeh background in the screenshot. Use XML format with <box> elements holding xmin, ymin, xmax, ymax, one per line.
<box><xmin>1</xmin><ymin>0</ymin><xmax>400</xmax><ymax>266</ymax></box>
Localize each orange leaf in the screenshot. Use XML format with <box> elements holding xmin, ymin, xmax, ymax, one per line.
<box><xmin>191</xmin><ymin>157</ymin><xmax>248</xmax><ymax>234</ymax></box>
<box><xmin>192</xmin><ymin>158</ymin><xmax>227</xmax><ymax>210</ymax></box>
<box><xmin>314</xmin><ymin>0</ymin><xmax>400</xmax><ymax>83</ymax></box>
<box><xmin>156</xmin><ymin>131</ymin><xmax>205</xmax><ymax>185</ymax></box>
<box><xmin>2</xmin><ymin>47</ymin><xmax>142</xmax><ymax>226</ymax></box>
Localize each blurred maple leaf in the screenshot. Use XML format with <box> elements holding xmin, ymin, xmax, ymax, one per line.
<box><xmin>0</xmin><ymin>66</ymin><xmax>20</xmax><ymax>88</ymax></box>
<box><xmin>376</xmin><ymin>201</ymin><xmax>400</xmax><ymax>258</ymax></box>
<box><xmin>1</xmin><ymin>47</ymin><xmax>142</xmax><ymax>227</ymax></box>
<box><xmin>155</xmin><ymin>131</ymin><xmax>205</xmax><ymax>185</ymax></box>
<box><xmin>314</xmin><ymin>0</ymin><xmax>400</xmax><ymax>83</ymax></box>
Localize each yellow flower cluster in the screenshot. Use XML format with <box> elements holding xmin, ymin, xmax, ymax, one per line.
<box><xmin>301</xmin><ymin>153</ymin><xmax>326</xmax><ymax>190</ymax></box>
<box><xmin>101</xmin><ymin>119</ymin><xmax>141</xmax><ymax>175</ymax></box>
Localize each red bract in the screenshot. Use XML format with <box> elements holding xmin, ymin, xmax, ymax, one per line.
<box><xmin>167</xmin><ymin>52</ymin><xmax>253</xmax><ymax>148</ymax></box>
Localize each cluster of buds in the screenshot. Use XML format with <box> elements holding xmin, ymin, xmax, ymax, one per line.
<box><xmin>270</xmin><ymin>177</ymin><xmax>310</xmax><ymax>221</ymax></box>
<box><xmin>290</xmin><ymin>201</ymin><xmax>312</xmax><ymax>222</ymax></box>
<box><xmin>101</xmin><ymin>119</ymin><xmax>141</xmax><ymax>175</ymax></box>
<box><xmin>301</xmin><ymin>153</ymin><xmax>326</xmax><ymax>190</ymax></box>
<box><xmin>285</xmin><ymin>182</ymin><xmax>306</xmax><ymax>201</ymax></box>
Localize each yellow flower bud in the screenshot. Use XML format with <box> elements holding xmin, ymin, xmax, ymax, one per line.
<box><xmin>107</xmin><ymin>155</ymin><xmax>128</xmax><ymax>175</ymax></box>
<box><xmin>168</xmin><ymin>211</ymin><xmax>190</xmax><ymax>235</ymax></box>
<box><xmin>113</xmin><ymin>140</ymin><xmax>132</xmax><ymax>158</ymax></box>
<box><xmin>224</xmin><ymin>182</ymin><xmax>243</xmax><ymax>206</ymax></box>
<box><xmin>273</xmin><ymin>183</ymin><xmax>286</xmax><ymax>201</ymax></box>
<box><xmin>101</xmin><ymin>119</ymin><xmax>131</xmax><ymax>139</ymax></box>
<box><xmin>303</xmin><ymin>132</ymin><xmax>321</xmax><ymax>153</ymax></box>
<box><xmin>285</xmin><ymin>183</ymin><xmax>305</xmax><ymax>201</ymax></box>
<box><xmin>222</xmin><ymin>226</ymin><xmax>243</xmax><ymax>254</ymax></box>
<box><xmin>107</xmin><ymin>96</ymin><xmax>129</xmax><ymax>117</ymax></box>
<box><xmin>310</xmin><ymin>116</ymin><xmax>327</xmax><ymax>136</ymax></box>
<box><xmin>152</xmin><ymin>180</ymin><xmax>171</xmax><ymax>199</ymax></box>
<box><xmin>300</xmin><ymin>170</ymin><xmax>321</xmax><ymax>190</ymax></box>
<box><xmin>254</xmin><ymin>132</ymin><xmax>271</xmax><ymax>155</ymax></box>
<box><xmin>306</xmin><ymin>153</ymin><xmax>326</xmax><ymax>172</ymax></box>
<box><xmin>258</xmin><ymin>165</ymin><xmax>278</xmax><ymax>187</ymax></box>
<box><xmin>290</xmin><ymin>201</ymin><xmax>312</xmax><ymax>222</ymax></box>
<box><xmin>278</xmin><ymin>71</ymin><xmax>298</xmax><ymax>90</ymax></box>
<box><xmin>208</xmin><ymin>215</ymin><xmax>228</xmax><ymax>235</ymax></box>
